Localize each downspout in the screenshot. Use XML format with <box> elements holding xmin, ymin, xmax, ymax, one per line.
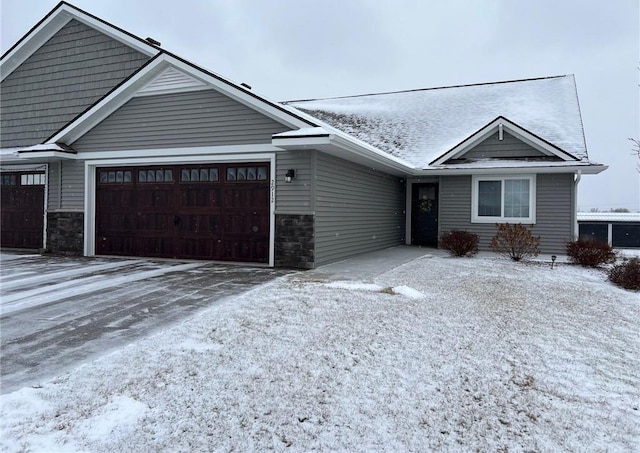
<box><xmin>573</xmin><ymin>170</ymin><xmax>582</xmax><ymax>240</ymax></box>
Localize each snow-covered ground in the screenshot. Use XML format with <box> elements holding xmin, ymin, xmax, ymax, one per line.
<box><xmin>1</xmin><ymin>254</ymin><xmax>638</xmax><ymax>452</ymax></box>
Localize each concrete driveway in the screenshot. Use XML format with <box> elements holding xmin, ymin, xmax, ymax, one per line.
<box><xmin>0</xmin><ymin>252</ymin><xmax>289</xmax><ymax>394</ymax></box>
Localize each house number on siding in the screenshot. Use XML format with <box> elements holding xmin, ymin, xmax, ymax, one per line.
<box><xmin>270</xmin><ymin>179</ymin><xmax>276</xmax><ymax>204</ymax></box>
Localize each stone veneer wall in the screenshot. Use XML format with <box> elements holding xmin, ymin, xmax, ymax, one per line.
<box><xmin>47</xmin><ymin>212</ymin><xmax>84</xmax><ymax>255</ymax></box>
<box><xmin>274</xmin><ymin>214</ymin><xmax>314</xmax><ymax>269</ymax></box>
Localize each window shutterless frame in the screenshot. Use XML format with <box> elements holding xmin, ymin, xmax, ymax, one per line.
<box><xmin>471</xmin><ymin>174</ymin><xmax>536</xmax><ymax>224</ymax></box>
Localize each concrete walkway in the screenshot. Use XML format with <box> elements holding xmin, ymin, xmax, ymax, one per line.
<box><xmin>313</xmin><ymin>245</ymin><xmax>440</xmax><ymax>280</ymax></box>
<box><xmin>313</xmin><ymin>245</ymin><xmax>577</xmax><ymax>281</ymax></box>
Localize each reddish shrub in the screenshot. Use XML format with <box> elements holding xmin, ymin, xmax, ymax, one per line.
<box><xmin>490</xmin><ymin>223</ymin><xmax>540</xmax><ymax>261</ymax></box>
<box><xmin>566</xmin><ymin>239</ymin><xmax>616</xmax><ymax>267</ymax></box>
<box><xmin>608</xmin><ymin>257</ymin><xmax>640</xmax><ymax>290</ymax></box>
<box><xmin>439</xmin><ymin>230</ymin><xmax>479</xmax><ymax>257</ymax></box>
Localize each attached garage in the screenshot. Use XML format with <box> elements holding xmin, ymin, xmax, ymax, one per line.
<box><xmin>95</xmin><ymin>162</ymin><xmax>271</xmax><ymax>262</ymax></box>
<box><xmin>0</xmin><ymin>170</ymin><xmax>46</xmax><ymax>249</ymax></box>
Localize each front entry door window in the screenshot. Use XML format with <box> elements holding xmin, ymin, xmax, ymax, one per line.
<box><xmin>412</xmin><ymin>183</ymin><xmax>439</xmax><ymax>246</ymax></box>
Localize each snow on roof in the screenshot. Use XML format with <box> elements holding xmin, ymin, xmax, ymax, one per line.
<box><xmin>286</xmin><ymin>75</ymin><xmax>588</xmax><ymax>169</ymax></box>
<box><xmin>577</xmin><ymin>212</ymin><xmax>640</xmax><ymax>222</ymax></box>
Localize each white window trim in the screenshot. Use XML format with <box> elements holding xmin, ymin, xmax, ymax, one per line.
<box><xmin>471</xmin><ymin>174</ymin><xmax>536</xmax><ymax>224</ymax></box>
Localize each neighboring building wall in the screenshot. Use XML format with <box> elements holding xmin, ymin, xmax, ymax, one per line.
<box><xmin>314</xmin><ymin>152</ymin><xmax>405</xmax><ymax>266</ymax></box>
<box><xmin>578</xmin><ymin>221</ymin><xmax>640</xmax><ymax>248</ymax></box>
<box><xmin>1</xmin><ymin>19</ymin><xmax>150</xmax><ymax>148</ymax></box>
<box><xmin>439</xmin><ymin>173</ymin><xmax>574</xmax><ymax>253</ymax></box>
<box><xmin>72</xmin><ymin>90</ymin><xmax>291</xmax><ymax>151</ymax></box>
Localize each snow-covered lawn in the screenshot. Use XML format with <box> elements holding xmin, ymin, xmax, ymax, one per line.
<box><xmin>1</xmin><ymin>254</ymin><xmax>638</xmax><ymax>452</ymax></box>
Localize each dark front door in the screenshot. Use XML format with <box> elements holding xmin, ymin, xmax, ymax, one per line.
<box><xmin>95</xmin><ymin>163</ymin><xmax>270</xmax><ymax>262</ymax></box>
<box><xmin>0</xmin><ymin>171</ymin><xmax>45</xmax><ymax>249</ymax></box>
<box><xmin>411</xmin><ymin>183</ymin><xmax>439</xmax><ymax>247</ymax></box>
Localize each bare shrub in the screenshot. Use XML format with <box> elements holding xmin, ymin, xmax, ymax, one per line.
<box><xmin>439</xmin><ymin>230</ymin><xmax>479</xmax><ymax>257</ymax></box>
<box><xmin>566</xmin><ymin>239</ymin><xmax>616</xmax><ymax>267</ymax></box>
<box><xmin>490</xmin><ymin>223</ymin><xmax>540</xmax><ymax>261</ymax></box>
<box><xmin>608</xmin><ymin>257</ymin><xmax>640</xmax><ymax>290</ymax></box>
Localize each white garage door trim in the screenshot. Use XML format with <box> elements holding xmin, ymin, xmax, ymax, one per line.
<box><xmin>84</xmin><ymin>153</ymin><xmax>276</xmax><ymax>266</ymax></box>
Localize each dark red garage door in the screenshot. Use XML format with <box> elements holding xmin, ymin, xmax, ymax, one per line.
<box><xmin>0</xmin><ymin>171</ymin><xmax>45</xmax><ymax>249</ymax></box>
<box><xmin>96</xmin><ymin>163</ymin><xmax>270</xmax><ymax>262</ymax></box>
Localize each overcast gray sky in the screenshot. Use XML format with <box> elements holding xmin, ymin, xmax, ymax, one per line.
<box><xmin>2</xmin><ymin>0</ymin><xmax>638</xmax><ymax>211</ymax></box>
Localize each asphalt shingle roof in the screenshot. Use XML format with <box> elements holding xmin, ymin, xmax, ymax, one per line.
<box><xmin>286</xmin><ymin>75</ymin><xmax>588</xmax><ymax>169</ymax></box>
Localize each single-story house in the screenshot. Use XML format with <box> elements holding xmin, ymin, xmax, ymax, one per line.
<box><xmin>577</xmin><ymin>212</ymin><xmax>640</xmax><ymax>248</ymax></box>
<box><xmin>0</xmin><ymin>2</ymin><xmax>607</xmax><ymax>268</ymax></box>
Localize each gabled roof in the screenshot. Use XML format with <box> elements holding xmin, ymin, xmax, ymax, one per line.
<box><xmin>46</xmin><ymin>53</ymin><xmax>318</xmax><ymax>146</ymax></box>
<box><xmin>0</xmin><ymin>1</ymin><xmax>159</xmax><ymax>81</ymax></box>
<box><xmin>286</xmin><ymin>75</ymin><xmax>591</xmax><ymax>169</ymax></box>
<box><xmin>431</xmin><ymin>115</ymin><xmax>580</xmax><ymax>165</ymax></box>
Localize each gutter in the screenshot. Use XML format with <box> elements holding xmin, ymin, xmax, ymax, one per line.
<box><xmin>573</xmin><ymin>170</ymin><xmax>582</xmax><ymax>240</ymax></box>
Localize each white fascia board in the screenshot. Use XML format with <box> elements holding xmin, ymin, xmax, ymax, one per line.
<box><xmin>82</xmin><ymin>152</ymin><xmax>276</xmax><ymax>167</ymax></box>
<box><xmin>18</xmin><ymin>151</ymin><xmax>77</xmax><ymax>161</ymax></box>
<box><xmin>415</xmin><ymin>163</ymin><xmax>607</xmax><ymax>176</ymax></box>
<box><xmin>271</xmin><ymin>135</ymin><xmax>332</xmax><ymax>149</ymax></box>
<box><xmin>76</xmin><ymin>144</ymin><xmax>282</xmax><ymax>161</ymax></box>
<box><xmin>431</xmin><ymin>117</ymin><xmax>579</xmax><ymax>165</ymax></box>
<box><xmin>1</xmin><ymin>4</ymin><xmax>158</xmax><ymax>81</ymax></box>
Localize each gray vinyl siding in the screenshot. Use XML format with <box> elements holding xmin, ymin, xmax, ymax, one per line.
<box><xmin>535</xmin><ymin>173</ymin><xmax>574</xmax><ymax>250</ymax></box>
<box><xmin>1</xmin><ymin>19</ymin><xmax>150</xmax><ymax>148</ymax></box>
<box><xmin>438</xmin><ymin>173</ymin><xmax>573</xmax><ymax>253</ymax></box>
<box><xmin>72</xmin><ymin>90</ymin><xmax>291</xmax><ymax>151</ymax></box>
<box><xmin>275</xmin><ymin>150</ymin><xmax>313</xmax><ymax>213</ymax></box>
<box><xmin>48</xmin><ymin>160</ymin><xmax>84</xmax><ymax>211</ymax></box>
<box><xmin>314</xmin><ymin>153</ymin><xmax>405</xmax><ymax>266</ymax></box>
<box><xmin>461</xmin><ymin>131</ymin><xmax>549</xmax><ymax>160</ymax></box>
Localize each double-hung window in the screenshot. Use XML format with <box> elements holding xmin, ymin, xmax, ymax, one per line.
<box><xmin>471</xmin><ymin>175</ymin><xmax>536</xmax><ymax>223</ymax></box>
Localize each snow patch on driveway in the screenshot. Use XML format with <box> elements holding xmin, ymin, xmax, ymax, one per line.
<box><xmin>1</xmin><ymin>262</ymin><xmax>205</xmax><ymax>315</ymax></box>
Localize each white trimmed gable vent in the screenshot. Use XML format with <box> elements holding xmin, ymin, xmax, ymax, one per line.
<box><xmin>135</xmin><ymin>66</ymin><xmax>208</xmax><ymax>97</ymax></box>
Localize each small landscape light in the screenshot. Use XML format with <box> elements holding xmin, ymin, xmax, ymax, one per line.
<box><xmin>551</xmin><ymin>255</ymin><xmax>557</xmax><ymax>269</ymax></box>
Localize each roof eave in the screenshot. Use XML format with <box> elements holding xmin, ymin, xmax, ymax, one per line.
<box><xmin>272</xmin><ymin>132</ymin><xmax>415</xmax><ymax>176</ymax></box>
<box><xmin>415</xmin><ymin>163</ymin><xmax>607</xmax><ymax>176</ymax></box>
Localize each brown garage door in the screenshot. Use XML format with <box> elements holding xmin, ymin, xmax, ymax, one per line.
<box><xmin>0</xmin><ymin>171</ymin><xmax>45</xmax><ymax>249</ymax></box>
<box><xmin>96</xmin><ymin>163</ymin><xmax>270</xmax><ymax>262</ymax></box>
